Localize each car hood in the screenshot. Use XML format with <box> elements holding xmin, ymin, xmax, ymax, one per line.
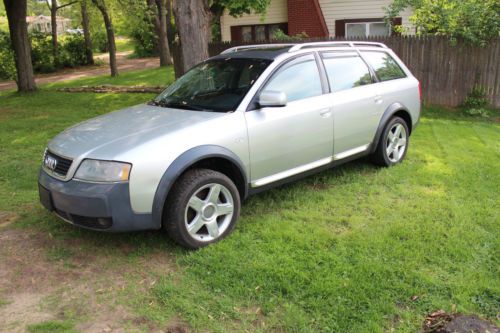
<box><xmin>48</xmin><ymin>104</ymin><xmax>225</xmax><ymax>158</ymax></box>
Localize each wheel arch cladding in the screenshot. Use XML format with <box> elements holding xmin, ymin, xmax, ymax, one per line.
<box><xmin>371</xmin><ymin>103</ymin><xmax>413</xmax><ymax>154</ymax></box>
<box><xmin>151</xmin><ymin>145</ymin><xmax>248</xmax><ymax>228</ymax></box>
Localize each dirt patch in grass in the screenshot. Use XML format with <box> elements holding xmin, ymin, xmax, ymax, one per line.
<box><xmin>0</xmin><ymin>227</ymin><xmax>176</xmax><ymax>332</ymax></box>
<box><xmin>0</xmin><ymin>211</ymin><xmax>19</xmax><ymax>228</ymax></box>
<box><xmin>423</xmin><ymin>310</ymin><xmax>499</xmax><ymax>333</ymax></box>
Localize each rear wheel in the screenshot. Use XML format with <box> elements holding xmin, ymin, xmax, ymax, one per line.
<box><xmin>372</xmin><ymin>116</ymin><xmax>409</xmax><ymax>167</ymax></box>
<box><xmin>163</xmin><ymin>168</ymin><xmax>240</xmax><ymax>249</ymax></box>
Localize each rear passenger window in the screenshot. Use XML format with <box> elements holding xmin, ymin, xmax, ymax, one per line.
<box><xmin>362</xmin><ymin>51</ymin><xmax>406</xmax><ymax>82</ymax></box>
<box><xmin>263</xmin><ymin>54</ymin><xmax>322</xmax><ymax>102</ymax></box>
<box><xmin>321</xmin><ymin>52</ymin><xmax>372</xmax><ymax>92</ymax></box>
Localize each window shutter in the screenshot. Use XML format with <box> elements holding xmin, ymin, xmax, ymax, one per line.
<box><xmin>231</xmin><ymin>26</ymin><xmax>242</xmax><ymax>42</ymax></box>
<box><xmin>335</xmin><ymin>20</ymin><xmax>345</xmax><ymax>37</ymax></box>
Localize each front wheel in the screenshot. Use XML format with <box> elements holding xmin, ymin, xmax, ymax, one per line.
<box><xmin>163</xmin><ymin>168</ymin><xmax>241</xmax><ymax>249</ymax></box>
<box><xmin>371</xmin><ymin>116</ymin><xmax>409</xmax><ymax>167</ymax></box>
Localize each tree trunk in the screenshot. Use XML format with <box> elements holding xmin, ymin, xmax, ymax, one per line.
<box><xmin>3</xmin><ymin>0</ymin><xmax>37</xmax><ymax>92</ymax></box>
<box><xmin>92</xmin><ymin>0</ymin><xmax>118</xmax><ymax>76</ymax></box>
<box><xmin>49</xmin><ymin>1</ymin><xmax>59</xmax><ymax>67</ymax></box>
<box><xmin>155</xmin><ymin>0</ymin><xmax>172</xmax><ymax>66</ymax></box>
<box><xmin>165</xmin><ymin>0</ymin><xmax>175</xmax><ymax>45</ymax></box>
<box><xmin>173</xmin><ymin>0</ymin><xmax>210</xmax><ymax>76</ymax></box>
<box><xmin>81</xmin><ymin>0</ymin><xmax>94</xmax><ymax>65</ymax></box>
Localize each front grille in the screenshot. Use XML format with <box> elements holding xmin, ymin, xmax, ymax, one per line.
<box><xmin>44</xmin><ymin>150</ymin><xmax>73</xmax><ymax>177</ymax></box>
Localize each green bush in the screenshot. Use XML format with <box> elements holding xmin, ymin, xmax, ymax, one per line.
<box><xmin>463</xmin><ymin>86</ymin><xmax>489</xmax><ymax>109</ymax></box>
<box><xmin>462</xmin><ymin>86</ymin><xmax>491</xmax><ymax>118</ymax></box>
<box><xmin>92</xmin><ymin>30</ymin><xmax>108</xmax><ymax>53</ymax></box>
<box><xmin>0</xmin><ymin>30</ymin><xmax>16</xmax><ymax>81</ymax></box>
<box><xmin>60</xmin><ymin>34</ymin><xmax>89</xmax><ymax>67</ymax></box>
<box><xmin>272</xmin><ymin>29</ymin><xmax>309</xmax><ymax>41</ymax></box>
<box><xmin>30</xmin><ymin>32</ymin><xmax>56</xmax><ymax>73</ymax></box>
<box><xmin>131</xmin><ymin>22</ymin><xmax>158</xmax><ymax>57</ymax></box>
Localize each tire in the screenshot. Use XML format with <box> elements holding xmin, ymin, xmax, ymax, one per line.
<box><xmin>371</xmin><ymin>116</ymin><xmax>410</xmax><ymax>167</ymax></box>
<box><xmin>163</xmin><ymin>168</ymin><xmax>241</xmax><ymax>249</ymax></box>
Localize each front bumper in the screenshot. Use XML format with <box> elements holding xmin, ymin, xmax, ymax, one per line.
<box><xmin>38</xmin><ymin>169</ymin><xmax>157</xmax><ymax>232</ymax></box>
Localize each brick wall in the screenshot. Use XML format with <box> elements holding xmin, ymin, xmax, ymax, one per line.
<box><xmin>287</xmin><ymin>0</ymin><xmax>329</xmax><ymax>37</ymax></box>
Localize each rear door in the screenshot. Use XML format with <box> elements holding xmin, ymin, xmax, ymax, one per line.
<box><xmin>320</xmin><ymin>51</ymin><xmax>381</xmax><ymax>157</ymax></box>
<box><xmin>245</xmin><ymin>53</ymin><xmax>334</xmax><ymax>187</ymax></box>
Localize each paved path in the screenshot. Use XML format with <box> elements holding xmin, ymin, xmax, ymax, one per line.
<box><xmin>0</xmin><ymin>52</ymin><xmax>160</xmax><ymax>91</ymax></box>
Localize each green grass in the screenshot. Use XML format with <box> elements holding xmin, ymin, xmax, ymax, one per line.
<box><xmin>115</xmin><ymin>37</ymin><xmax>136</xmax><ymax>53</ymax></box>
<box><xmin>27</xmin><ymin>320</ymin><xmax>76</xmax><ymax>333</ymax></box>
<box><xmin>0</xmin><ymin>68</ymin><xmax>498</xmax><ymax>332</ymax></box>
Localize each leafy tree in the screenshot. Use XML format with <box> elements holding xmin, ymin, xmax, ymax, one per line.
<box><xmin>386</xmin><ymin>0</ymin><xmax>500</xmax><ymax>45</ymax></box>
<box><xmin>45</xmin><ymin>0</ymin><xmax>79</xmax><ymax>67</ymax></box>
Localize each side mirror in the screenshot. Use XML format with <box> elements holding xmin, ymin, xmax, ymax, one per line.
<box><xmin>258</xmin><ymin>90</ymin><xmax>287</xmax><ymax>107</ymax></box>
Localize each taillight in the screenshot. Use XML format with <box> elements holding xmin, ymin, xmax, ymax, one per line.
<box><xmin>418</xmin><ymin>82</ymin><xmax>422</xmax><ymax>102</ymax></box>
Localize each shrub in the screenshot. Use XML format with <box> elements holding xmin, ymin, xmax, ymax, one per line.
<box><xmin>463</xmin><ymin>86</ymin><xmax>491</xmax><ymax>117</ymax></box>
<box><xmin>0</xmin><ymin>30</ymin><xmax>16</xmax><ymax>81</ymax></box>
<box><xmin>30</xmin><ymin>32</ymin><xmax>56</xmax><ymax>73</ymax></box>
<box><xmin>130</xmin><ymin>22</ymin><xmax>158</xmax><ymax>57</ymax></box>
<box><xmin>60</xmin><ymin>33</ymin><xmax>89</xmax><ymax>67</ymax></box>
<box><xmin>272</xmin><ymin>29</ymin><xmax>309</xmax><ymax>41</ymax></box>
<box><xmin>92</xmin><ymin>30</ymin><xmax>108</xmax><ymax>53</ymax></box>
<box><xmin>463</xmin><ymin>86</ymin><xmax>489</xmax><ymax>109</ymax></box>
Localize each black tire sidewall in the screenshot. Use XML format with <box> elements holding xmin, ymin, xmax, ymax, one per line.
<box><xmin>377</xmin><ymin>116</ymin><xmax>410</xmax><ymax>166</ymax></box>
<box><xmin>164</xmin><ymin>169</ymin><xmax>241</xmax><ymax>249</ymax></box>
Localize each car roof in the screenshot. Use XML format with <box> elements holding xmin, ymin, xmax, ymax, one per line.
<box><xmin>209</xmin><ymin>45</ymin><xmax>294</xmax><ymax>61</ymax></box>
<box><xmin>209</xmin><ymin>41</ymin><xmax>391</xmax><ymax>61</ymax></box>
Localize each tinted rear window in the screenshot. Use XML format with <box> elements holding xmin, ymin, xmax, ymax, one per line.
<box><xmin>361</xmin><ymin>51</ymin><xmax>406</xmax><ymax>82</ymax></box>
<box><xmin>321</xmin><ymin>52</ymin><xmax>372</xmax><ymax>92</ymax></box>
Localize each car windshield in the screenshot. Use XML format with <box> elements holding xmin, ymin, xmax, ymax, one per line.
<box><xmin>153</xmin><ymin>58</ymin><xmax>272</xmax><ymax>112</ymax></box>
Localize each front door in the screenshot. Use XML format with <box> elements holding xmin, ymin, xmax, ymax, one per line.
<box><xmin>245</xmin><ymin>54</ymin><xmax>334</xmax><ymax>187</ymax></box>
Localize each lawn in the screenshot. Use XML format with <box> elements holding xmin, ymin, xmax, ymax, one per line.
<box><xmin>0</xmin><ymin>67</ymin><xmax>498</xmax><ymax>332</ymax></box>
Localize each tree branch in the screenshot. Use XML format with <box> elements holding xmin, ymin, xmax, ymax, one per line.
<box><xmin>57</xmin><ymin>0</ymin><xmax>79</xmax><ymax>10</ymax></box>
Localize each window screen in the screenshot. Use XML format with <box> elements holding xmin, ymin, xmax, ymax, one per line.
<box><xmin>321</xmin><ymin>53</ymin><xmax>372</xmax><ymax>92</ymax></box>
<box><xmin>362</xmin><ymin>51</ymin><xmax>406</xmax><ymax>81</ymax></box>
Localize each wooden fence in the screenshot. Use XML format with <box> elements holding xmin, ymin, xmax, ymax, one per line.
<box><xmin>172</xmin><ymin>37</ymin><xmax>500</xmax><ymax>108</ymax></box>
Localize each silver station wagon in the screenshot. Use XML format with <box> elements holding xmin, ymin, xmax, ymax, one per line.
<box><xmin>39</xmin><ymin>42</ymin><xmax>421</xmax><ymax>248</ymax></box>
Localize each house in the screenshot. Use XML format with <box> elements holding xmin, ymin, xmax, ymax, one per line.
<box><xmin>220</xmin><ymin>0</ymin><xmax>414</xmax><ymax>42</ymax></box>
<box><xmin>27</xmin><ymin>15</ymin><xmax>72</xmax><ymax>35</ymax></box>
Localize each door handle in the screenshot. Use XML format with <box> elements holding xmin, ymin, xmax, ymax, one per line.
<box><xmin>374</xmin><ymin>95</ymin><xmax>383</xmax><ymax>105</ymax></box>
<box><xmin>319</xmin><ymin>108</ymin><xmax>331</xmax><ymax>118</ymax></box>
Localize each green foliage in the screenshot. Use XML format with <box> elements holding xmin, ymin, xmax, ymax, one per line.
<box><xmin>91</xmin><ymin>30</ymin><xmax>108</xmax><ymax>53</ymax></box>
<box><xmin>462</xmin><ymin>86</ymin><xmax>491</xmax><ymax>117</ymax></box>
<box><xmin>272</xmin><ymin>29</ymin><xmax>309</xmax><ymax>41</ymax></box>
<box><xmin>212</xmin><ymin>0</ymin><xmax>271</xmax><ymax>17</ymax></box>
<box><xmin>463</xmin><ymin>86</ymin><xmax>489</xmax><ymax>109</ymax></box>
<box><xmin>386</xmin><ymin>0</ymin><xmax>500</xmax><ymax>45</ymax></box>
<box><xmin>60</xmin><ymin>34</ymin><xmax>91</xmax><ymax>67</ymax></box>
<box><xmin>30</xmin><ymin>32</ymin><xmax>56</xmax><ymax>73</ymax></box>
<box><xmin>0</xmin><ymin>30</ymin><xmax>16</xmax><ymax>81</ymax></box>
<box><xmin>130</xmin><ymin>21</ymin><xmax>158</xmax><ymax>58</ymax></box>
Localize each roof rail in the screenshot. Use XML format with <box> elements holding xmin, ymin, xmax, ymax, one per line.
<box><xmin>220</xmin><ymin>43</ymin><xmax>295</xmax><ymax>55</ymax></box>
<box><xmin>288</xmin><ymin>41</ymin><xmax>388</xmax><ymax>52</ymax></box>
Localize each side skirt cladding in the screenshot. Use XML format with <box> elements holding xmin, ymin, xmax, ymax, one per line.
<box><xmin>151</xmin><ymin>145</ymin><xmax>248</xmax><ymax>229</ymax></box>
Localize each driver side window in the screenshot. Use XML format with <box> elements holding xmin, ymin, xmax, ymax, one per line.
<box><xmin>263</xmin><ymin>54</ymin><xmax>322</xmax><ymax>103</ymax></box>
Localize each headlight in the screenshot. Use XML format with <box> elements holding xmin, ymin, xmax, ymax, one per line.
<box><xmin>74</xmin><ymin>159</ymin><xmax>131</xmax><ymax>182</ymax></box>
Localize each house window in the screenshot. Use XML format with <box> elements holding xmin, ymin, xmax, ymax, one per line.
<box><xmin>335</xmin><ymin>18</ymin><xmax>402</xmax><ymax>38</ymax></box>
<box><xmin>346</xmin><ymin>22</ymin><xmax>391</xmax><ymax>38</ymax></box>
<box><xmin>231</xmin><ymin>23</ymin><xmax>288</xmax><ymax>42</ymax></box>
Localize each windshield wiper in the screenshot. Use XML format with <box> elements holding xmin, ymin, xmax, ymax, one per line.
<box><xmin>149</xmin><ymin>99</ymin><xmax>211</xmax><ymax>112</ymax></box>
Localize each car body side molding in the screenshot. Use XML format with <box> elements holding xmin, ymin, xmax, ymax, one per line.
<box><xmin>151</xmin><ymin>145</ymin><xmax>248</xmax><ymax>228</ymax></box>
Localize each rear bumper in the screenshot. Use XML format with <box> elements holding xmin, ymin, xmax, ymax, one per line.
<box><xmin>38</xmin><ymin>169</ymin><xmax>157</xmax><ymax>232</ymax></box>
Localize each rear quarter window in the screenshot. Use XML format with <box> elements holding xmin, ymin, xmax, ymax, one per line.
<box><xmin>362</xmin><ymin>51</ymin><xmax>407</xmax><ymax>82</ymax></box>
